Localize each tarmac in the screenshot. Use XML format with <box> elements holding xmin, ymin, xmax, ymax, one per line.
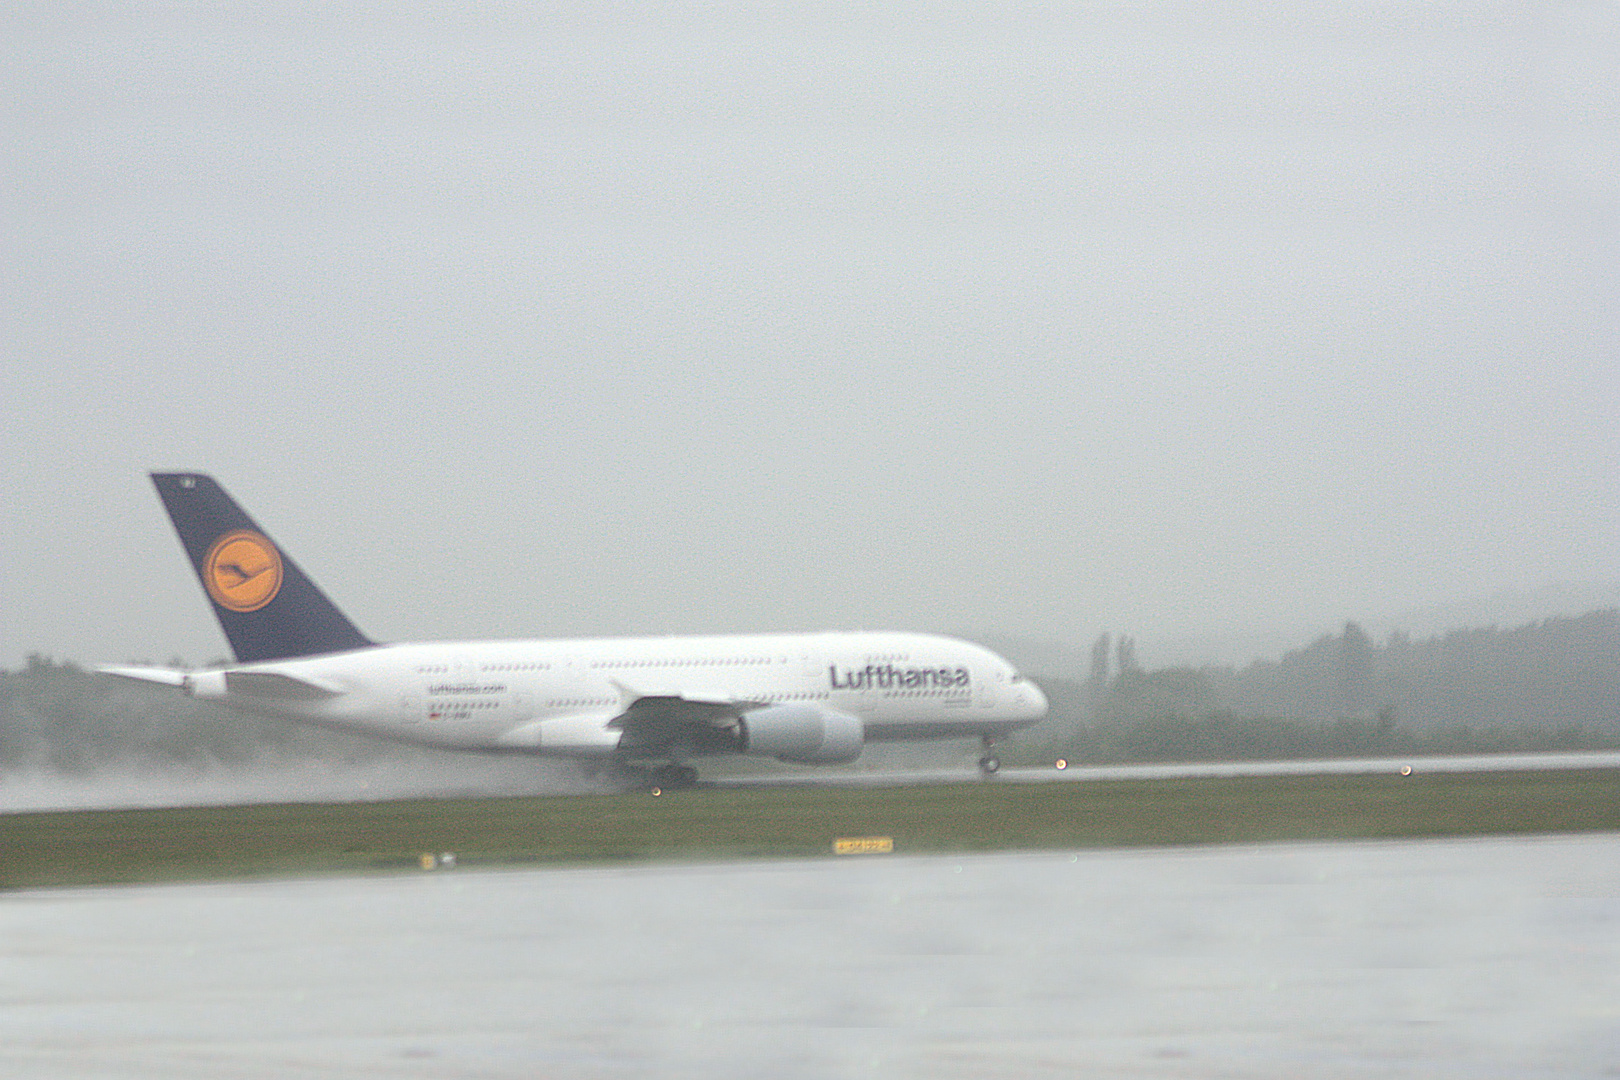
<box><xmin>5</xmin><ymin>750</ymin><xmax>1620</xmax><ymax>812</ymax></box>
<box><xmin>720</xmin><ymin>750</ymin><xmax>1620</xmax><ymax>789</ymax></box>
<box><xmin>5</xmin><ymin>832</ymin><xmax>1618</xmax><ymax>1078</ymax></box>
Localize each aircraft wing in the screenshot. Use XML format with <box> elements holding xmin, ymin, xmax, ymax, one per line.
<box><xmin>607</xmin><ymin>688</ymin><xmax>760</xmax><ymax>756</ymax></box>
<box><xmin>497</xmin><ymin>688</ymin><xmax>758</xmax><ymax>755</ymax></box>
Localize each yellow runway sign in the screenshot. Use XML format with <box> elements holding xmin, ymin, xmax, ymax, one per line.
<box><xmin>834</xmin><ymin>837</ymin><xmax>894</xmax><ymax>855</ymax></box>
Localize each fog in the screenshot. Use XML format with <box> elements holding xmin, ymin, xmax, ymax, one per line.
<box><xmin>3</xmin><ymin>2</ymin><xmax>1617</xmax><ymax>673</ymax></box>
<box><xmin>0</xmin><ymin>661</ymin><xmax>608</xmax><ymax>811</ymax></box>
<box><xmin>0</xmin><ymin>756</ymin><xmax>595</xmax><ymax>813</ymax></box>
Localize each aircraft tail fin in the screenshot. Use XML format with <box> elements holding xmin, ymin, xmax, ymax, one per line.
<box><xmin>150</xmin><ymin>473</ymin><xmax>374</xmax><ymax>663</ymax></box>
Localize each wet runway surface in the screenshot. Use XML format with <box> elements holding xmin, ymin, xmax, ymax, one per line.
<box><xmin>717</xmin><ymin>750</ymin><xmax>1620</xmax><ymax>790</ymax></box>
<box><xmin>7</xmin><ymin>751</ymin><xmax>1620</xmax><ymax>813</ymax></box>
<box><xmin>6</xmin><ymin>834</ymin><xmax>1619</xmax><ymax>1078</ymax></box>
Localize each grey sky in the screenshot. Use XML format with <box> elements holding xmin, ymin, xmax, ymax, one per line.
<box><xmin>3</xmin><ymin>2</ymin><xmax>1616</xmax><ymax>671</ymax></box>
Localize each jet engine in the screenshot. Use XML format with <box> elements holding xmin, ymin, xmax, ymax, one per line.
<box><xmin>738</xmin><ymin>703</ymin><xmax>864</xmax><ymax>764</ymax></box>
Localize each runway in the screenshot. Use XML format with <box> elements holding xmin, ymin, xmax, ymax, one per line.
<box><xmin>713</xmin><ymin>749</ymin><xmax>1620</xmax><ymax>790</ymax></box>
<box><xmin>5</xmin><ymin>833</ymin><xmax>1618</xmax><ymax>1078</ymax></box>
<box><xmin>6</xmin><ymin>750</ymin><xmax>1620</xmax><ymax>813</ymax></box>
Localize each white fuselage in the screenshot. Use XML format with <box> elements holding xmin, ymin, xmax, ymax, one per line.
<box><xmin>195</xmin><ymin>630</ymin><xmax>1047</xmax><ymax>758</ymax></box>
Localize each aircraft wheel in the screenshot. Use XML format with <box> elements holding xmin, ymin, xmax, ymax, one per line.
<box><xmin>978</xmin><ymin>755</ymin><xmax>1000</xmax><ymax>776</ymax></box>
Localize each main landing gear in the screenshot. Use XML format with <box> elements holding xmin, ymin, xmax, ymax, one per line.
<box><xmin>977</xmin><ymin>735</ymin><xmax>1001</xmax><ymax>777</ymax></box>
<box><xmin>651</xmin><ymin>763</ymin><xmax>700</xmax><ymax>790</ymax></box>
<box><xmin>582</xmin><ymin>761</ymin><xmax>701</xmax><ymax>792</ymax></box>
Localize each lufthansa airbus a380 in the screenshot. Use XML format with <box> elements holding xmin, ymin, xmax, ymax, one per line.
<box><xmin>102</xmin><ymin>474</ymin><xmax>1047</xmax><ymax>787</ymax></box>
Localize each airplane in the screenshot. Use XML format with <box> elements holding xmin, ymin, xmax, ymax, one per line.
<box><xmin>101</xmin><ymin>473</ymin><xmax>1048</xmax><ymax>788</ymax></box>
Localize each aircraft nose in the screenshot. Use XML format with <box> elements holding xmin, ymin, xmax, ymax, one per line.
<box><xmin>1021</xmin><ymin>678</ymin><xmax>1049</xmax><ymax>719</ymax></box>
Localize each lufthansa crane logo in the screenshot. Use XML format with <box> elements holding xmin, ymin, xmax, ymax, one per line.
<box><xmin>202</xmin><ymin>531</ymin><xmax>283</xmax><ymax>612</ymax></box>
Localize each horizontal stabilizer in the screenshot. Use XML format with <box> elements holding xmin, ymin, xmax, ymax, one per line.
<box><xmin>96</xmin><ymin>664</ymin><xmax>342</xmax><ymax>700</ymax></box>
<box><xmin>97</xmin><ymin>665</ymin><xmax>189</xmax><ymax>688</ymax></box>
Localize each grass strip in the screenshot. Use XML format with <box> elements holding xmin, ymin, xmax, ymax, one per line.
<box><xmin>4</xmin><ymin>768</ymin><xmax>1620</xmax><ymax>890</ymax></box>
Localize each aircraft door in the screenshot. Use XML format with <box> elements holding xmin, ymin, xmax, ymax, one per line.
<box><xmin>975</xmin><ymin>669</ymin><xmax>998</xmax><ymax>709</ymax></box>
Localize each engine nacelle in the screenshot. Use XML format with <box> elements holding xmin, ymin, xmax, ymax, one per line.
<box><xmin>739</xmin><ymin>703</ymin><xmax>864</xmax><ymax>765</ymax></box>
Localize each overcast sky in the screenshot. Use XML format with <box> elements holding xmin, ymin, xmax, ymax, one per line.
<box><xmin>3</xmin><ymin>2</ymin><xmax>1616</xmax><ymax>671</ymax></box>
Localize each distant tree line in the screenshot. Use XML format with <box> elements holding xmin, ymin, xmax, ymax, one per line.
<box><xmin>0</xmin><ymin>654</ymin><xmax>407</xmax><ymax>775</ymax></box>
<box><xmin>1025</xmin><ymin>610</ymin><xmax>1620</xmax><ymax>764</ymax></box>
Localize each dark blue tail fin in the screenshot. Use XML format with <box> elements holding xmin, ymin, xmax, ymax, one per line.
<box><xmin>150</xmin><ymin>473</ymin><xmax>374</xmax><ymax>663</ymax></box>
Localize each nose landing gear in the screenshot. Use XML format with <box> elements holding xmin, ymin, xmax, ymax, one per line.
<box><xmin>977</xmin><ymin>735</ymin><xmax>1001</xmax><ymax>777</ymax></box>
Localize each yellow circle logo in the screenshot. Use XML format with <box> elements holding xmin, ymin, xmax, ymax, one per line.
<box><xmin>202</xmin><ymin>531</ymin><xmax>283</xmax><ymax>612</ymax></box>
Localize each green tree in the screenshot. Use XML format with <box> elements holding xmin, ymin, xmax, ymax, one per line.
<box><xmin>1339</xmin><ymin>620</ymin><xmax>1373</xmax><ymax>716</ymax></box>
